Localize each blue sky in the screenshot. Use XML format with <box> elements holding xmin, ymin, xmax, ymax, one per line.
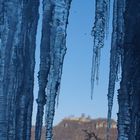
<box><xmin>33</xmin><ymin>0</ymin><xmax>118</xmax><ymax>126</ymax></box>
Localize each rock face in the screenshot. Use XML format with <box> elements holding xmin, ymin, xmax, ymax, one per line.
<box><xmin>32</xmin><ymin>117</ymin><xmax>117</xmax><ymax>140</ymax></box>
<box><xmin>117</xmin><ymin>0</ymin><xmax>140</xmax><ymax>139</ymax></box>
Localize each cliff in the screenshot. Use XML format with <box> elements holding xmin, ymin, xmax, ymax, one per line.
<box><xmin>31</xmin><ymin>117</ymin><xmax>117</xmax><ymax>140</ymax></box>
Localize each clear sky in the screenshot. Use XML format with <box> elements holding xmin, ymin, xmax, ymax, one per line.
<box><xmin>33</xmin><ymin>0</ymin><xmax>118</xmax><ymax>126</ymax></box>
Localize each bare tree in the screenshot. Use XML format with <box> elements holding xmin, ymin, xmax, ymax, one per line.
<box><xmin>82</xmin><ymin>129</ymin><xmax>102</xmax><ymax>140</ymax></box>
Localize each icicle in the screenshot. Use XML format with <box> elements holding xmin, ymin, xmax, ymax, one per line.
<box><xmin>91</xmin><ymin>0</ymin><xmax>110</xmax><ymax>99</ymax></box>
<box><xmin>0</xmin><ymin>1</ymin><xmax>18</xmax><ymax>139</ymax></box>
<box><xmin>107</xmin><ymin>1</ymin><xmax>118</xmax><ymax>138</ymax></box>
<box><xmin>44</xmin><ymin>0</ymin><xmax>72</xmax><ymax>140</ymax></box>
<box><xmin>105</xmin><ymin>0</ymin><xmax>111</xmax><ymax>38</ymax></box>
<box><xmin>0</xmin><ymin>1</ymin><xmax>10</xmax><ymax>139</ymax></box>
<box><xmin>0</xmin><ymin>1</ymin><xmax>39</xmax><ymax>140</ymax></box>
<box><xmin>92</xmin><ymin>0</ymin><xmax>125</xmax><ymax>138</ymax></box>
<box><xmin>35</xmin><ymin>0</ymin><xmax>53</xmax><ymax>140</ymax></box>
<box><xmin>107</xmin><ymin>0</ymin><xmax>125</xmax><ymax>139</ymax></box>
<box><xmin>0</xmin><ymin>1</ymin><xmax>4</xmax><ymax>47</ymax></box>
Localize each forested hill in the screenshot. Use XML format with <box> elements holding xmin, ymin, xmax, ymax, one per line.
<box><xmin>31</xmin><ymin>117</ymin><xmax>117</xmax><ymax>140</ymax></box>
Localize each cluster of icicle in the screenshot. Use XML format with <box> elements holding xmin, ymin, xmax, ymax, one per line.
<box><xmin>35</xmin><ymin>0</ymin><xmax>72</xmax><ymax>140</ymax></box>
<box><xmin>91</xmin><ymin>0</ymin><xmax>110</xmax><ymax>99</ymax></box>
<box><xmin>0</xmin><ymin>1</ymin><xmax>39</xmax><ymax>139</ymax></box>
<box><xmin>92</xmin><ymin>0</ymin><xmax>125</xmax><ymax>139</ymax></box>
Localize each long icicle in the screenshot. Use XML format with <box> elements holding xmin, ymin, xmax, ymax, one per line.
<box><xmin>107</xmin><ymin>0</ymin><xmax>118</xmax><ymax>138</ymax></box>
<box><xmin>35</xmin><ymin>0</ymin><xmax>53</xmax><ymax>140</ymax></box>
<box><xmin>91</xmin><ymin>0</ymin><xmax>110</xmax><ymax>99</ymax></box>
<box><xmin>45</xmin><ymin>0</ymin><xmax>72</xmax><ymax>140</ymax></box>
<box><xmin>107</xmin><ymin>0</ymin><xmax>125</xmax><ymax>139</ymax></box>
<box><xmin>0</xmin><ymin>1</ymin><xmax>39</xmax><ymax>140</ymax></box>
<box><xmin>0</xmin><ymin>1</ymin><xmax>8</xmax><ymax>139</ymax></box>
